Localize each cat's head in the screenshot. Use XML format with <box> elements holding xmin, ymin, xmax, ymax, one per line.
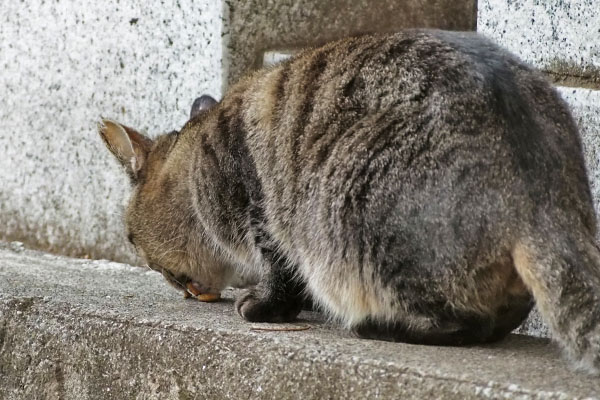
<box><xmin>98</xmin><ymin>95</ymin><xmax>245</xmax><ymax>296</ymax></box>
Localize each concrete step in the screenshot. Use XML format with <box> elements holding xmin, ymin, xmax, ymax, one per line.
<box><xmin>1</xmin><ymin>242</ymin><xmax>599</xmax><ymax>399</ymax></box>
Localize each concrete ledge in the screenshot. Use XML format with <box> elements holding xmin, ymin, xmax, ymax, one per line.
<box><xmin>1</xmin><ymin>242</ymin><xmax>599</xmax><ymax>399</ymax></box>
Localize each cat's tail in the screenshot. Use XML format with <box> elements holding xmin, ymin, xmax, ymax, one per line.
<box><xmin>512</xmin><ymin>220</ymin><xmax>600</xmax><ymax>374</ymax></box>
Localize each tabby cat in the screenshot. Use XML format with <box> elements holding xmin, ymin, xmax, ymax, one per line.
<box><xmin>99</xmin><ymin>29</ymin><xmax>600</xmax><ymax>373</ymax></box>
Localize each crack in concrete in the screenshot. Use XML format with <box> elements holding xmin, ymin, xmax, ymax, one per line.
<box><xmin>0</xmin><ymin>318</ymin><xmax>7</xmax><ymax>355</ymax></box>
<box><xmin>53</xmin><ymin>360</ymin><xmax>67</xmax><ymax>400</ymax></box>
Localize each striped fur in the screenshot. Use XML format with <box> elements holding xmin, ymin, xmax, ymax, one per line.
<box><xmin>100</xmin><ymin>30</ymin><xmax>600</xmax><ymax>373</ymax></box>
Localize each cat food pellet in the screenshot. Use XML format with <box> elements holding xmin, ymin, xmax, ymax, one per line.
<box><xmin>186</xmin><ymin>282</ymin><xmax>202</xmax><ymax>296</ymax></box>
<box><xmin>196</xmin><ymin>293</ymin><xmax>221</xmax><ymax>302</ymax></box>
<box><xmin>185</xmin><ymin>282</ymin><xmax>220</xmax><ymax>302</ymax></box>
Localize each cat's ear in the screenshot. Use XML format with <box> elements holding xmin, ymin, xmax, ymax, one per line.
<box><xmin>98</xmin><ymin>119</ymin><xmax>153</xmax><ymax>179</ymax></box>
<box><xmin>190</xmin><ymin>95</ymin><xmax>218</xmax><ymax>119</ymax></box>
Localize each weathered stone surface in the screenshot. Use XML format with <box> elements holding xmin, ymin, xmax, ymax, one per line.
<box><xmin>478</xmin><ymin>0</ymin><xmax>600</xmax><ymax>88</ymax></box>
<box><xmin>1</xmin><ymin>243</ymin><xmax>599</xmax><ymax>399</ymax></box>
<box><xmin>223</xmin><ymin>0</ymin><xmax>477</xmax><ymax>85</ymax></box>
<box><xmin>514</xmin><ymin>309</ymin><xmax>549</xmax><ymax>338</ymax></box>
<box><xmin>0</xmin><ymin>0</ymin><xmax>225</xmax><ymax>263</ymax></box>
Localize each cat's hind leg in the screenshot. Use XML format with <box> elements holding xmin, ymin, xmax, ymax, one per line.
<box><xmin>352</xmin><ymin>314</ymin><xmax>494</xmax><ymax>346</ymax></box>
<box><xmin>352</xmin><ymin>299</ymin><xmax>532</xmax><ymax>346</ymax></box>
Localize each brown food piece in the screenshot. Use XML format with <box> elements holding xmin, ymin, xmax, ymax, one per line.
<box><xmin>186</xmin><ymin>282</ymin><xmax>202</xmax><ymax>296</ymax></box>
<box><xmin>185</xmin><ymin>282</ymin><xmax>220</xmax><ymax>302</ymax></box>
<box><xmin>196</xmin><ymin>293</ymin><xmax>221</xmax><ymax>302</ymax></box>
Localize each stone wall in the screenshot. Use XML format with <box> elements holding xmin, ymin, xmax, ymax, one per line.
<box><xmin>478</xmin><ymin>0</ymin><xmax>600</xmax><ymax>89</ymax></box>
<box><xmin>0</xmin><ymin>0</ymin><xmax>224</xmax><ymax>263</ymax></box>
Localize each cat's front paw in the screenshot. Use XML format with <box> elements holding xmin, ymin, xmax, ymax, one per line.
<box><xmin>235</xmin><ymin>289</ymin><xmax>301</xmax><ymax>323</ymax></box>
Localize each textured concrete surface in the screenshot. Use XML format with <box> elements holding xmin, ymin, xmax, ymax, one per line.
<box><xmin>478</xmin><ymin>0</ymin><xmax>600</xmax><ymax>88</ymax></box>
<box><xmin>1</xmin><ymin>242</ymin><xmax>600</xmax><ymax>399</ymax></box>
<box><xmin>223</xmin><ymin>0</ymin><xmax>477</xmax><ymax>85</ymax></box>
<box><xmin>0</xmin><ymin>0</ymin><xmax>224</xmax><ymax>263</ymax></box>
<box><xmin>514</xmin><ymin>309</ymin><xmax>549</xmax><ymax>339</ymax></box>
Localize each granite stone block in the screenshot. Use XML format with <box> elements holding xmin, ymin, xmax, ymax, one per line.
<box><xmin>478</xmin><ymin>0</ymin><xmax>600</xmax><ymax>87</ymax></box>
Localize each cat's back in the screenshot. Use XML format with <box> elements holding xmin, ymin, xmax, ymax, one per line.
<box><xmin>215</xmin><ymin>30</ymin><xmax>591</xmax><ymax>249</ymax></box>
<box><xmin>244</xmin><ymin>29</ymin><xmax>534</xmax><ymax>128</ymax></box>
<box><xmin>235</xmin><ymin>30</ymin><xmax>579</xmax><ymax>193</ymax></box>
<box><xmin>240</xmin><ymin>29</ymin><xmax>576</xmax><ymax>176</ymax></box>
<box><xmin>190</xmin><ymin>30</ymin><xmax>590</xmax><ymax>246</ymax></box>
